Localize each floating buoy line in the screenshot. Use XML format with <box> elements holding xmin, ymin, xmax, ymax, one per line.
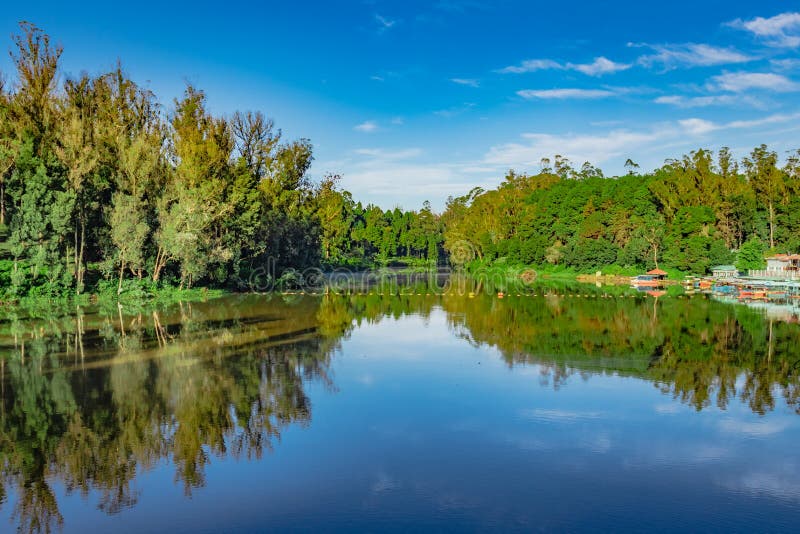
<box><xmin>276</xmin><ymin>290</ymin><xmax>650</xmax><ymax>299</ymax></box>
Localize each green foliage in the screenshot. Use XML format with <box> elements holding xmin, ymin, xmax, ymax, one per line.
<box><xmin>736</xmin><ymin>237</ymin><xmax>766</xmax><ymax>271</ymax></box>
<box><xmin>443</xmin><ymin>145</ymin><xmax>799</xmax><ymax>275</ymax></box>
<box><xmin>0</xmin><ymin>23</ymin><xmax>446</xmax><ymax>301</ymax></box>
<box><xmin>2</xmin><ymin>22</ymin><xmax>800</xmax><ymax>300</ymax></box>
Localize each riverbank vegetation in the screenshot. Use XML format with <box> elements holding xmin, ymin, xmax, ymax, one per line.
<box><xmin>2</xmin><ymin>23</ymin><xmax>800</xmax><ymax>302</ymax></box>
<box><xmin>0</xmin><ymin>23</ymin><xmax>442</xmax><ymax>302</ymax></box>
<box><xmin>442</xmin><ymin>150</ymin><xmax>798</xmax><ymax>277</ymax></box>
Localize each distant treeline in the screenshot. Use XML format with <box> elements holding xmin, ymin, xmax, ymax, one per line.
<box><xmin>443</xmin><ymin>148</ymin><xmax>800</xmax><ymax>274</ymax></box>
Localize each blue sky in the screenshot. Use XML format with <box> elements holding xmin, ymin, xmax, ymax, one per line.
<box><xmin>1</xmin><ymin>1</ymin><xmax>799</xmax><ymax>210</ymax></box>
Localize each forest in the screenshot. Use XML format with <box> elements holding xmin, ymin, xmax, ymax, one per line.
<box><xmin>0</xmin><ymin>23</ymin><xmax>442</xmax><ymax>300</ymax></box>
<box><xmin>443</xmin><ymin>149</ymin><xmax>800</xmax><ymax>276</ymax></box>
<box><xmin>1</xmin><ymin>22</ymin><xmax>800</xmax><ymax>300</ymax></box>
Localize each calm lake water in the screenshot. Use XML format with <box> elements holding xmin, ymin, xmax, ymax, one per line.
<box><xmin>1</xmin><ymin>283</ymin><xmax>799</xmax><ymax>532</ymax></box>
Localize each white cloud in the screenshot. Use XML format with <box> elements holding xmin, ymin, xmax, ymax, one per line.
<box><xmin>729</xmin><ymin>12</ymin><xmax>800</xmax><ymax>48</ymax></box>
<box><xmin>483</xmin><ymin>112</ymin><xmax>800</xmax><ymax>169</ymax></box>
<box><xmin>517</xmin><ymin>88</ymin><xmax>616</xmax><ymax>99</ymax></box>
<box><xmin>375</xmin><ymin>14</ymin><xmax>397</xmax><ymax>31</ymax></box>
<box><xmin>654</xmin><ymin>94</ymin><xmax>764</xmax><ymax>108</ymax></box>
<box><xmin>317</xmin><ymin>147</ymin><xmax>503</xmax><ymax>210</ymax></box>
<box><xmin>678</xmin><ymin>118</ymin><xmax>717</xmax><ymax>135</ymax></box>
<box><xmin>497</xmin><ymin>58</ymin><xmax>562</xmax><ymax>74</ymax></box>
<box><xmin>653</xmin><ymin>403</ymin><xmax>681</xmax><ymax>414</ymax></box>
<box><xmin>726</xmin><ymin>470</ymin><xmax>800</xmax><ymax>501</ymax></box>
<box><xmin>771</xmin><ymin>58</ymin><xmax>800</xmax><ymax>71</ymax></box>
<box><xmin>678</xmin><ymin>113</ymin><xmax>800</xmax><ymax>136</ymax></box>
<box><xmin>433</xmin><ymin>102</ymin><xmax>476</xmax><ymax>117</ymax></box>
<box><xmin>635</xmin><ymin>43</ymin><xmax>753</xmax><ymax>69</ymax></box>
<box><xmin>570</xmin><ymin>57</ymin><xmax>631</xmax><ymax>76</ymax></box>
<box><xmin>451</xmin><ymin>77</ymin><xmax>480</xmax><ymax>87</ymax></box>
<box><xmin>354</xmin><ymin>120</ymin><xmax>379</xmax><ymax>133</ymax></box>
<box><xmin>718</xmin><ymin>418</ymin><xmax>791</xmax><ymax>437</ymax></box>
<box><xmin>498</xmin><ymin>56</ymin><xmax>630</xmax><ymax>76</ymax></box>
<box><xmin>709</xmin><ymin>71</ymin><xmax>799</xmax><ymax>92</ymax></box>
<box><xmin>484</xmin><ymin>129</ymin><xmax>666</xmax><ymax>167</ymax></box>
<box><xmin>725</xmin><ymin>112</ymin><xmax>800</xmax><ymax>129</ymax></box>
<box><xmin>519</xmin><ymin>408</ymin><xmax>604</xmax><ymax>422</ymax></box>
<box><xmin>352</xmin><ymin>148</ymin><xmax>423</xmax><ymax>159</ymax></box>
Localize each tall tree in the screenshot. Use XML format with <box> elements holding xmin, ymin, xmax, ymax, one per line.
<box><xmin>743</xmin><ymin>145</ymin><xmax>784</xmax><ymax>249</ymax></box>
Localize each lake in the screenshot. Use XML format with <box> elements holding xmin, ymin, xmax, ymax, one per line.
<box><xmin>1</xmin><ymin>282</ymin><xmax>799</xmax><ymax>532</ymax></box>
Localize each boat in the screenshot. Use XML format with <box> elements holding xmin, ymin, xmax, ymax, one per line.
<box><xmin>712</xmin><ymin>283</ymin><xmax>738</xmax><ymax>295</ymax></box>
<box><xmin>739</xmin><ymin>290</ymin><xmax>767</xmax><ymax>300</ymax></box>
<box><xmin>697</xmin><ymin>279</ymin><xmax>713</xmax><ymax>290</ymax></box>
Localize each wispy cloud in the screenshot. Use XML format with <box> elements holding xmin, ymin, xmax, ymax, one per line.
<box><xmin>718</xmin><ymin>417</ymin><xmax>791</xmax><ymax>437</ymax></box>
<box><xmin>498</xmin><ymin>58</ymin><xmax>562</xmax><ymax>74</ymax></box>
<box><xmin>433</xmin><ymin>102</ymin><xmax>476</xmax><ymax>117</ymax></box>
<box><xmin>708</xmin><ymin>71</ymin><xmax>799</xmax><ymax>92</ymax></box>
<box><xmin>483</xmin><ymin>112</ymin><xmax>800</xmax><ymax>169</ymax></box>
<box><xmin>432</xmin><ymin>0</ymin><xmax>490</xmax><ymax>13</ymax></box>
<box><xmin>517</xmin><ymin>88</ymin><xmax>617</xmax><ymax>99</ymax></box>
<box><xmin>677</xmin><ymin>118</ymin><xmax>717</xmax><ymax>135</ymax></box>
<box><xmin>498</xmin><ymin>56</ymin><xmax>629</xmax><ymax>76</ymax></box>
<box><xmin>375</xmin><ymin>14</ymin><xmax>397</xmax><ymax>32</ymax></box>
<box><xmin>451</xmin><ymin>77</ymin><xmax>480</xmax><ymax>87</ymax></box>
<box><xmin>519</xmin><ymin>408</ymin><xmax>604</xmax><ymax>422</ymax></box>
<box><xmin>771</xmin><ymin>58</ymin><xmax>800</xmax><ymax>71</ymax></box>
<box><xmin>354</xmin><ymin>120</ymin><xmax>379</xmax><ymax>133</ymax></box>
<box><xmin>678</xmin><ymin>113</ymin><xmax>800</xmax><ymax>136</ymax></box>
<box><xmin>729</xmin><ymin>12</ymin><xmax>800</xmax><ymax>48</ymax></box>
<box><xmin>319</xmin><ymin>147</ymin><xmax>501</xmax><ymax>210</ymax></box>
<box><xmin>571</xmin><ymin>57</ymin><xmax>632</xmax><ymax>76</ymax></box>
<box><xmin>352</xmin><ymin>148</ymin><xmax>423</xmax><ymax>159</ymax></box>
<box><xmin>634</xmin><ymin>42</ymin><xmax>754</xmax><ymax>69</ymax></box>
<box><xmin>708</xmin><ymin>112</ymin><xmax>800</xmax><ymax>131</ymax></box>
<box><xmin>485</xmin><ymin>129</ymin><xmax>665</xmax><ymax>168</ymax></box>
<box><xmin>654</xmin><ymin>94</ymin><xmax>765</xmax><ymax>108</ymax></box>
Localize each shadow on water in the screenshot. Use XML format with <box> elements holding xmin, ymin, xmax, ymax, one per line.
<box><xmin>0</xmin><ymin>280</ymin><xmax>798</xmax><ymax>532</ymax></box>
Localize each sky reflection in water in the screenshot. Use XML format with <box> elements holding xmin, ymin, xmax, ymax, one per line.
<box><xmin>0</xmin><ymin>291</ymin><xmax>798</xmax><ymax>532</ymax></box>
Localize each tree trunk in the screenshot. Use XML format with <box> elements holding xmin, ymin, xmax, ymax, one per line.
<box><xmin>73</xmin><ymin>220</ymin><xmax>79</xmax><ymax>280</ymax></box>
<box><xmin>118</xmin><ymin>260</ymin><xmax>125</xmax><ymax>295</ymax></box>
<box><xmin>0</xmin><ymin>180</ymin><xmax>5</xmax><ymax>226</ymax></box>
<box><xmin>152</xmin><ymin>248</ymin><xmax>164</xmax><ymax>282</ymax></box>
<box><xmin>768</xmin><ymin>201</ymin><xmax>775</xmax><ymax>249</ymax></box>
<box><xmin>78</xmin><ymin>217</ymin><xmax>86</xmax><ymax>291</ymax></box>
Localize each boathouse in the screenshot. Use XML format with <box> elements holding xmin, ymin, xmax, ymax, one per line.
<box><xmin>647</xmin><ymin>268</ymin><xmax>667</xmax><ymax>280</ymax></box>
<box><xmin>749</xmin><ymin>254</ymin><xmax>800</xmax><ymax>280</ymax></box>
<box><xmin>711</xmin><ymin>265</ymin><xmax>738</xmax><ymax>278</ymax></box>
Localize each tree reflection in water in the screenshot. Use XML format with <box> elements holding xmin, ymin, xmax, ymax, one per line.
<box><xmin>0</xmin><ymin>286</ymin><xmax>798</xmax><ymax>533</ymax></box>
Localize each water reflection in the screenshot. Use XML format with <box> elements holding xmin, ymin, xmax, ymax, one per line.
<box><xmin>0</xmin><ymin>296</ymin><xmax>336</xmax><ymax>533</ymax></box>
<box><xmin>0</xmin><ymin>286</ymin><xmax>798</xmax><ymax>532</ymax></box>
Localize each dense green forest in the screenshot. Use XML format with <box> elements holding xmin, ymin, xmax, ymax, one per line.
<box><xmin>2</xmin><ymin>23</ymin><xmax>800</xmax><ymax>301</ymax></box>
<box><xmin>443</xmin><ymin>149</ymin><xmax>800</xmax><ymax>275</ymax></box>
<box><xmin>0</xmin><ymin>23</ymin><xmax>441</xmax><ymax>300</ymax></box>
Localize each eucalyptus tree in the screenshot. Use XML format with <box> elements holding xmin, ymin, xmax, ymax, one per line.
<box><xmin>743</xmin><ymin>145</ymin><xmax>784</xmax><ymax>249</ymax></box>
